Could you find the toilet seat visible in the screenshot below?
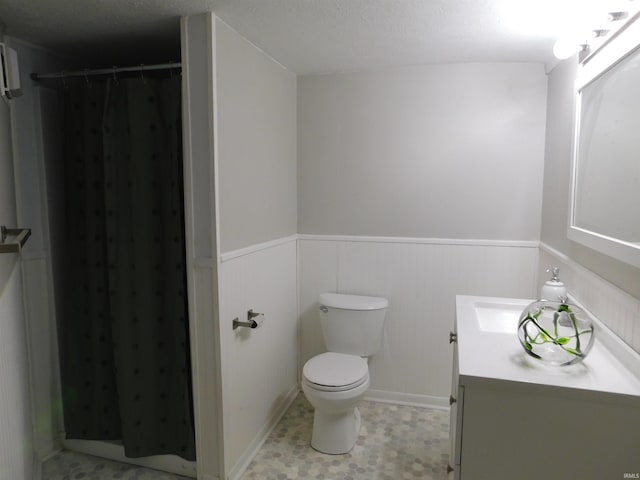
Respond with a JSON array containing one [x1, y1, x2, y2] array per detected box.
[[303, 352, 369, 392]]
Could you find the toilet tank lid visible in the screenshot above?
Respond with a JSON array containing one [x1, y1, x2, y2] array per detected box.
[[319, 293, 388, 311]]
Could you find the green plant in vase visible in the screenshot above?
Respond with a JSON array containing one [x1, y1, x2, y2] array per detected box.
[[518, 300, 595, 366]]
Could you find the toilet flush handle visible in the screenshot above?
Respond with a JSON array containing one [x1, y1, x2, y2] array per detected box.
[[319, 305, 328, 313]]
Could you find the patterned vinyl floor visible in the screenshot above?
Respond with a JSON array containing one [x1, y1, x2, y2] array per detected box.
[[240, 394, 449, 480], [42, 450, 192, 480], [43, 393, 450, 480]]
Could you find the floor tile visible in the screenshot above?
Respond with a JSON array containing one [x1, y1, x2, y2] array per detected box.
[[43, 393, 450, 480], [42, 450, 192, 480], [240, 393, 450, 480]]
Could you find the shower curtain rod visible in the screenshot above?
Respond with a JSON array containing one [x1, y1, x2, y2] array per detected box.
[[30, 62, 182, 81]]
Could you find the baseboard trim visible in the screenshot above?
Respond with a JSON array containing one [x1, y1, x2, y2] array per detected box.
[[39, 447, 63, 463], [364, 389, 450, 410], [227, 384, 300, 480], [36, 442, 62, 463]]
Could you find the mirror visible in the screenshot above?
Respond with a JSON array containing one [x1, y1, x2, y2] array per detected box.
[[570, 17, 640, 268]]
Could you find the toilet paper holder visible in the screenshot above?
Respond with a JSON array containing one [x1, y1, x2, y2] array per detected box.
[[232, 309, 264, 330]]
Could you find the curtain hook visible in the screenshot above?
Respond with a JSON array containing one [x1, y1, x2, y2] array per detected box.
[[112, 66, 118, 84], [61, 71, 68, 89], [140, 64, 146, 84], [84, 68, 91, 87]]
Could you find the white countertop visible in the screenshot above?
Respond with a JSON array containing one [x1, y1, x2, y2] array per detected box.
[[455, 295, 640, 399]]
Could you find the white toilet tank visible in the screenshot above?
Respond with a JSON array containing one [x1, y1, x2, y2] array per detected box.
[[318, 293, 388, 356]]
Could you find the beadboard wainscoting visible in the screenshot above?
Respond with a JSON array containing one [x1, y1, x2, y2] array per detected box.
[[219, 236, 299, 480], [0, 260, 35, 480], [539, 243, 640, 354], [21, 253, 62, 461], [299, 235, 539, 406]]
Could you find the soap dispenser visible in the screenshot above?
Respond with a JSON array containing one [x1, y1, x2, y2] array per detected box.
[[540, 267, 567, 302]]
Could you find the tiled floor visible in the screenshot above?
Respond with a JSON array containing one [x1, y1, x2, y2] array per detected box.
[[240, 394, 449, 480], [42, 450, 192, 480], [43, 393, 450, 480]]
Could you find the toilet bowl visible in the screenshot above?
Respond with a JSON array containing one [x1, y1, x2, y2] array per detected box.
[[302, 352, 370, 454], [302, 293, 388, 454]]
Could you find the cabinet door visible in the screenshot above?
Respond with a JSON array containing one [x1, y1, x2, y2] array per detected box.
[[449, 342, 464, 479], [459, 385, 640, 479]]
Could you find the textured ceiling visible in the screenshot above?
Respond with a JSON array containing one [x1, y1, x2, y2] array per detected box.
[[0, 0, 615, 73]]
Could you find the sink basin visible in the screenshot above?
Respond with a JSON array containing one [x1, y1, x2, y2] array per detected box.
[[474, 302, 523, 334], [456, 295, 640, 397]]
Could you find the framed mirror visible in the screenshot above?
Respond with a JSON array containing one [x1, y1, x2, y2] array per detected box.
[[570, 16, 640, 268]]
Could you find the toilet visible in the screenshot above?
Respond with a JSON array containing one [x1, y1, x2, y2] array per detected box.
[[302, 292, 388, 454]]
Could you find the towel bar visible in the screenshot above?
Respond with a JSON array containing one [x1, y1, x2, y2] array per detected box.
[[0, 226, 31, 254]]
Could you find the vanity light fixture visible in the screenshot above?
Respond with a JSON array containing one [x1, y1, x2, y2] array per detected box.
[[607, 11, 629, 21], [552, 1, 640, 60]]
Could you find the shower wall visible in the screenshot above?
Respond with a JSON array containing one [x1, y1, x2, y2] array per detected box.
[[6, 37, 70, 461], [0, 56, 34, 480], [5, 14, 297, 479]]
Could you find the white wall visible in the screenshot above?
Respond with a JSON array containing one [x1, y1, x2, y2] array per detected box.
[[0, 57, 35, 480], [296, 63, 548, 402], [218, 239, 298, 479], [298, 63, 548, 240], [181, 14, 222, 480], [216, 19, 297, 253], [299, 237, 538, 402], [6, 37, 69, 462], [213, 17, 299, 479], [540, 56, 640, 352]]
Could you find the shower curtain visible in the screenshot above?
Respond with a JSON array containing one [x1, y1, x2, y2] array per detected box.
[[58, 75, 195, 460]]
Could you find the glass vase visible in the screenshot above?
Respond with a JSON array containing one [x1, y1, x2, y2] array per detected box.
[[518, 300, 595, 366]]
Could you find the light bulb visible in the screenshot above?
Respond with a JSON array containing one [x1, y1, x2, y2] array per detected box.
[[553, 38, 581, 59]]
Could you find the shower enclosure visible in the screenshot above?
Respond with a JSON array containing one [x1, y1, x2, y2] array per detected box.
[[36, 64, 197, 476]]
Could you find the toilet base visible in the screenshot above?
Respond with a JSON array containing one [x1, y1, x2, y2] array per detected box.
[[311, 406, 361, 455]]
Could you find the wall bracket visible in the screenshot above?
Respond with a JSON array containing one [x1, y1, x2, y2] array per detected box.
[[0, 226, 31, 254]]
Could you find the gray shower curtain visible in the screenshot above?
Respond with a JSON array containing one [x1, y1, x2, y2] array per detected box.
[[59, 75, 195, 460]]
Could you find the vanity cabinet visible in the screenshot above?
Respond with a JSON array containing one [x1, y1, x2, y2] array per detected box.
[[447, 337, 463, 480], [448, 296, 640, 480]]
